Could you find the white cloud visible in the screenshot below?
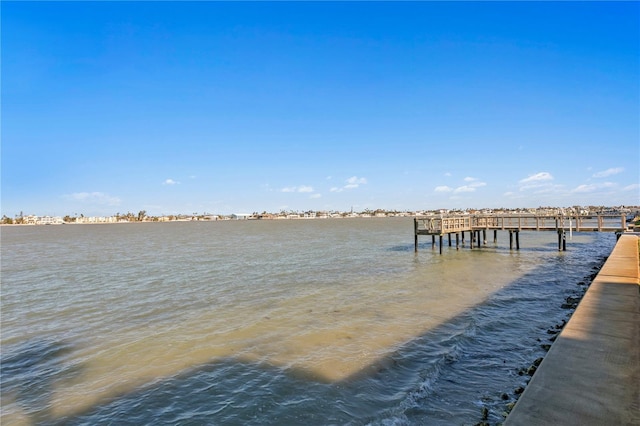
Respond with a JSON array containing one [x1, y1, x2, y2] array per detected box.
[[435, 178, 486, 195], [572, 182, 616, 193], [163, 178, 179, 185], [434, 185, 453, 193], [444, 172, 452, 177], [623, 183, 639, 191], [592, 167, 624, 178], [518, 172, 555, 192], [65, 192, 121, 206], [331, 176, 368, 192], [281, 185, 315, 193], [454, 185, 476, 193], [519, 172, 553, 184], [309, 193, 322, 199]]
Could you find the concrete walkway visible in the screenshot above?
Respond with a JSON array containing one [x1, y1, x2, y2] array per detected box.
[[505, 234, 639, 426]]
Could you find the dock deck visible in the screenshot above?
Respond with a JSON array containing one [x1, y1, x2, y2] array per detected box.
[[414, 213, 628, 253]]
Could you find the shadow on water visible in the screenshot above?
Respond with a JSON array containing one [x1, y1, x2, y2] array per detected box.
[[7, 235, 614, 425], [1, 339, 82, 425]]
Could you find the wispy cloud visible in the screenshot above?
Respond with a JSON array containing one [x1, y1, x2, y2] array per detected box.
[[435, 177, 486, 194], [163, 178, 179, 185], [330, 176, 367, 192], [518, 172, 555, 192], [519, 172, 553, 184], [434, 185, 453, 193], [65, 192, 121, 206], [572, 182, 616, 193], [623, 183, 639, 191], [281, 185, 314, 193], [592, 167, 624, 178], [453, 185, 476, 193]]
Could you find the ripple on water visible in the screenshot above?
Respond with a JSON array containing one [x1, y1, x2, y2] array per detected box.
[[0, 222, 617, 425]]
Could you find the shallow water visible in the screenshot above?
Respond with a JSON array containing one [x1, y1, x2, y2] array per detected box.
[[0, 218, 615, 425]]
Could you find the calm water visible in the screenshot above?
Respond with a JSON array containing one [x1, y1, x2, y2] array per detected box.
[[1, 218, 614, 425]]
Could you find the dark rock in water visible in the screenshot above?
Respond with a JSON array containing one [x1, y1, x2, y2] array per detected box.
[[549, 334, 558, 342], [577, 281, 586, 286], [514, 386, 525, 395], [526, 365, 537, 376], [566, 296, 581, 304], [533, 357, 544, 367], [541, 344, 551, 351], [481, 406, 489, 420], [547, 328, 559, 334], [501, 393, 509, 400]]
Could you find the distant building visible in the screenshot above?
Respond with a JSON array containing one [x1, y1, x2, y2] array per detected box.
[[231, 214, 252, 220]]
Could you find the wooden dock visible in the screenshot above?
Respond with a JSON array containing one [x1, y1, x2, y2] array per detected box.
[[414, 214, 628, 253]]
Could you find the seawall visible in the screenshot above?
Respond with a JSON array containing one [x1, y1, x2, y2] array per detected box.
[[505, 234, 640, 425]]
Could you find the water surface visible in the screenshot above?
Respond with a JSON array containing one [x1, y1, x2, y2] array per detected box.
[[1, 218, 614, 425]]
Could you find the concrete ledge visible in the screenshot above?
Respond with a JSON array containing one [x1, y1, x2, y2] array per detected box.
[[505, 234, 640, 426]]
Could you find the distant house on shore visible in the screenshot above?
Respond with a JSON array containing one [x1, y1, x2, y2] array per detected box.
[[231, 213, 252, 220]]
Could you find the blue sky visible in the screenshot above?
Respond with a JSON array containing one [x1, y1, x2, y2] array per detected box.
[[2, 1, 639, 217]]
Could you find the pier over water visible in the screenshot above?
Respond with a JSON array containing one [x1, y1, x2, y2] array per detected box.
[[414, 213, 628, 253]]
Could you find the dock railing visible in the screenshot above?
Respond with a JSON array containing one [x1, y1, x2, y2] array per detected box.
[[414, 213, 627, 252]]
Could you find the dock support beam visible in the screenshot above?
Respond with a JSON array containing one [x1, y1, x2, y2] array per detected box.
[[558, 230, 566, 251], [456, 233, 460, 250], [515, 231, 520, 250], [432, 235, 436, 249], [509, 231, 513, 250], [494, 230, 497, 243], [439, 235, 443, 255]]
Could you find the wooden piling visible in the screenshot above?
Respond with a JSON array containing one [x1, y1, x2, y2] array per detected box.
[[509, 230, 514, 250], [493, 230, 497, 243], [515, 231, 520, 250], [439, 235, 443, 254], [557, 230, 562, 251], [456, 233, 460, 250]]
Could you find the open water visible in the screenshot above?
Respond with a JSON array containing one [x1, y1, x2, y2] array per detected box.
[[1, 218, 615, 425]]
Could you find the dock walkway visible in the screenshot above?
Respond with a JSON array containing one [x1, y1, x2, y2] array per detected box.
[[505, 234, 640, 425], [414, 213, 628, 253]]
